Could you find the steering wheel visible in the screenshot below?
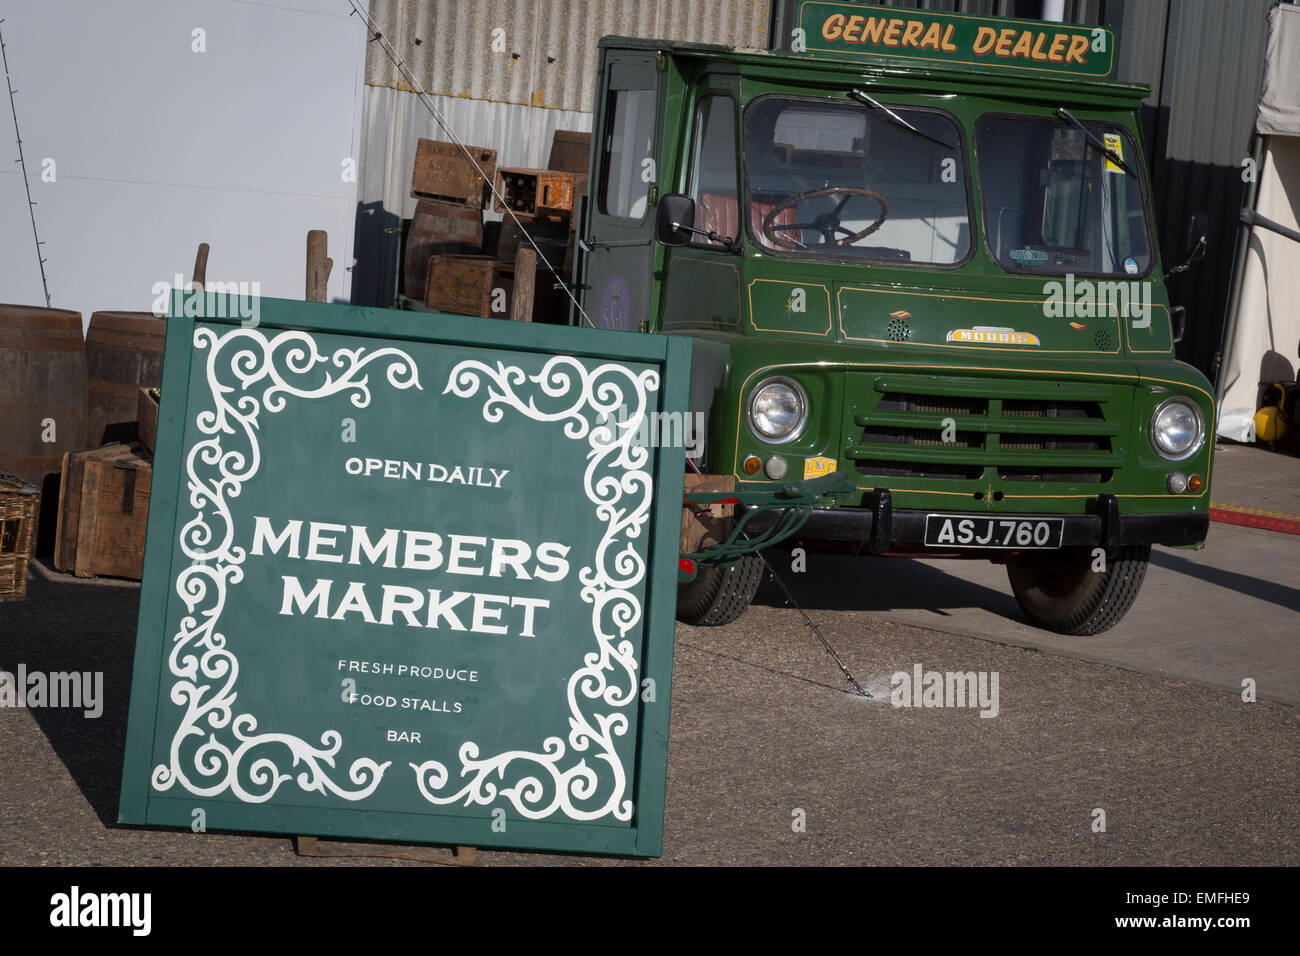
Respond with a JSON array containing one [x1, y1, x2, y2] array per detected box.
[[761, 186, 890, 251]]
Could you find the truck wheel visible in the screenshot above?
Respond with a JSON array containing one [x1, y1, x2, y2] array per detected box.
[[1006, 544, 1150, 636], [677, 554, 764, 626]]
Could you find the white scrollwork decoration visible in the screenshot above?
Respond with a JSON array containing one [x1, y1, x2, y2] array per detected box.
[[410, 356, 661, 821], [152, 327, 421, 803]]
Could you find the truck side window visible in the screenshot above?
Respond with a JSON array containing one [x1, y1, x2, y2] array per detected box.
[[688, 95, 739, 246], [599, 88, 655, 221]]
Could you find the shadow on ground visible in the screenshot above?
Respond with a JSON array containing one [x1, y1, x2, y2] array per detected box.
[[1, 573, 139, 828], [752, 548, 1023, 622], [1150, 548, 1300, 613]]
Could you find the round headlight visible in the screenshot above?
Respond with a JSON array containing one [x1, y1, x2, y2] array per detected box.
[[1150, 397, 1204, 461], [748, 377, 808, 443]]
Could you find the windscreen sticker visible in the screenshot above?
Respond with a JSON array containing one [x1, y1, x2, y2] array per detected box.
[[1009, 248, 1048, 265], [1103, 133, 1125, 173]]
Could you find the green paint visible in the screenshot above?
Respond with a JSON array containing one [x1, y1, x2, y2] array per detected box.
[[119, 293, 689, 857], [576, 36, 1211, 538]]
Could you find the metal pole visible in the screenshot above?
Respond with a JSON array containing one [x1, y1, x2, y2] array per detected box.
[[0, 20, 51, 306], [1041, 0, 1067, 23]]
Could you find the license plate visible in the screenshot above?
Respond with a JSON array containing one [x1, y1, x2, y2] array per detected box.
[[923, 514, 1064, 549]]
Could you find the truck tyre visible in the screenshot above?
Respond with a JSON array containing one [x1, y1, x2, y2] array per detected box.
[[677, 554, 764, 626], [1006, 544, 1150, 636]]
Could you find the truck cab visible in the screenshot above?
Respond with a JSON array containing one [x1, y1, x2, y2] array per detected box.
[[573, 4, 1214, 635]]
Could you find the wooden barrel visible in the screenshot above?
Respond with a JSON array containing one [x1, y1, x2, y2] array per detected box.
[[85, 311, 166, 446], [0, 304, 88, 484]]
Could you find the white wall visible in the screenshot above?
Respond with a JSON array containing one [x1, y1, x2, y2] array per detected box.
[[0, 0, 367, 325]]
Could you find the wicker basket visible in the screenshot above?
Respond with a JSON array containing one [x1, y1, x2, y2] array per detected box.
[[0, 471, 40, 601]]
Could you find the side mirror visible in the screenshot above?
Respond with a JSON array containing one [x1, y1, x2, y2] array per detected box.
[[656, 193, 696, 247]]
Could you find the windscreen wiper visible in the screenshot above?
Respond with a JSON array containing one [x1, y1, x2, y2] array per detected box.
[[1054, 107, 1136, 177], [849, 89, 956, 150]]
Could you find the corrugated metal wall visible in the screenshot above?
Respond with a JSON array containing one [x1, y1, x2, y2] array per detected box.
[[364, 0, 769, 112], [1138, 0, 1273, 379]]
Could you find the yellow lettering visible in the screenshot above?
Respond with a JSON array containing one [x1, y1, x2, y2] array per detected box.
[[972, 26, 997, 56], [920, 22, 943, 50], [901, 20, 925, 48], [883, 18, 904, 46], [862, 16, 888, 45], [1048, 35, 1067, 62], [995, 27, 1017, 57], [1012, 31, 1034, 59], [822, 13, 845, 41], [941, 24, 958, 52], [843, 15, 864, 43], [1066, 35, 1089, 64], [1031, 32, 1050, 60]]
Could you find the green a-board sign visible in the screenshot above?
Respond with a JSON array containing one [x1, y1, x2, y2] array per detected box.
[[118, 294, 690, 857], [799, 1, 1115, 78]]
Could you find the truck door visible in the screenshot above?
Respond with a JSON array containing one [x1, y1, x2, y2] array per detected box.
[[659, 87, 743, 334], [582, 50, 659, 332]]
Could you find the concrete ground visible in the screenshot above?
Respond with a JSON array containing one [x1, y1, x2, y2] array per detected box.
[[772, 441, 1299, 706], [0, 440, 1296, 866]]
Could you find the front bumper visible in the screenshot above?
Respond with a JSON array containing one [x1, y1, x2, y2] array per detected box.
[[738, 490, 1208, 552]]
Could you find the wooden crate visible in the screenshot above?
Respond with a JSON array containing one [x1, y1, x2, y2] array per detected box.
[[547, 130, 591, 174], [411, 139, 496, 208], [0, 472, 40, 602], [54, 444, 152, 580], [493, 168, 578, 219], [138, 387, 160, 455], [402, 200, 484, 300], [425, 255, 514, 319]]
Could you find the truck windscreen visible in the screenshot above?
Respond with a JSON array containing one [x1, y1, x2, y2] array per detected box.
[[743, 96, 970, 265], [975, 115, 1153, 277]]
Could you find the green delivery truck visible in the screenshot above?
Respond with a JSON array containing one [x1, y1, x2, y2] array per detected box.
[[567, 2, 1214, 635]]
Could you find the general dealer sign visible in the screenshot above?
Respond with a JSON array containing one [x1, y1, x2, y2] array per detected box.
[[799, 1, 1115, 77], [118, 294, 690, 857]]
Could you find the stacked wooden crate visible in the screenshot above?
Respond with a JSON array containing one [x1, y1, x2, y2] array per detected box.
[[403, 130, 590, 324], [403, 140, 495, 303], [54, 443, 152, 580]]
